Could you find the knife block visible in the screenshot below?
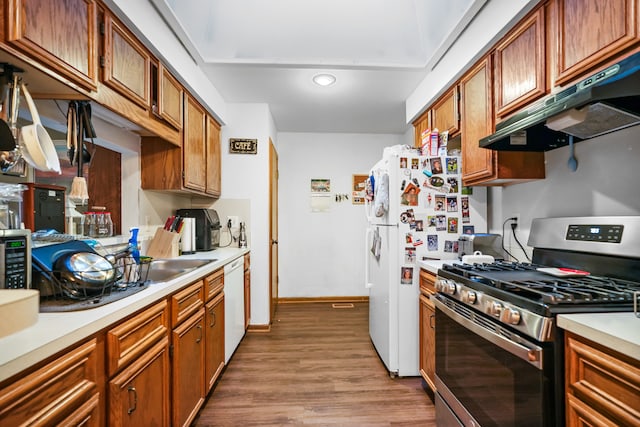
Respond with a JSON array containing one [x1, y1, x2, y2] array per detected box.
[[145, 227, 181, 259]]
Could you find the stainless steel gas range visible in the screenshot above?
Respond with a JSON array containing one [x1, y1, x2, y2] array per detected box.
[[433, 216, 640, 427]]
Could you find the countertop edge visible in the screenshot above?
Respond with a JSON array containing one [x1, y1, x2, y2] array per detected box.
[[557, 312, 640, 362], [0, 247, 249, 383]]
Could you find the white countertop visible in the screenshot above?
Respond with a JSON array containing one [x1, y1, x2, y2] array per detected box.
[[418, 259, 457, 274], [557, 312, 640, 362], [0, 246, 249, 383]]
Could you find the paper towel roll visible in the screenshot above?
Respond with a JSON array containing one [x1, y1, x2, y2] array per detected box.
[[181, 218, 195, 254]]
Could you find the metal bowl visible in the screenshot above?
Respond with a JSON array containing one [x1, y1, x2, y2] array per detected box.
[[54, 252, 116, 292]]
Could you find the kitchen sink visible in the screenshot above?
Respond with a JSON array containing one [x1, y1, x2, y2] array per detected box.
[[146, 258, 216, 283]]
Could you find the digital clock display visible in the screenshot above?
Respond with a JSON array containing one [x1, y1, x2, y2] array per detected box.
[[6, 240, 25, 248], [589, 227, 600, 234]]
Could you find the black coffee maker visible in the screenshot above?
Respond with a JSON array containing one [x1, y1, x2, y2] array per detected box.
[[176, 209, 221, 251]]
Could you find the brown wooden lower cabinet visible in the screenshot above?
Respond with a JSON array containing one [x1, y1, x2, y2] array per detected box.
[[108, 337, 170, 427], [205, 291, 225, 392], [0, 338, 102, 427], [419, 269, 437, 393], [172, 308, 206, 427], [565, 332, 640, 426]]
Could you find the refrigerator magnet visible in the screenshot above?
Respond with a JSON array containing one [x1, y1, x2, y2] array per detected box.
[[401, 267, 414, 285]]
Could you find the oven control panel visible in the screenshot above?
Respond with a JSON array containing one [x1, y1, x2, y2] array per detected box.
[[566, 224, 623, 243]]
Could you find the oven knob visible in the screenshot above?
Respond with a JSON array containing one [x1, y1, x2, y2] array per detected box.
[[444, 281, 456, 295], [501, 308, 521, 325], [461, 290, 476, 304], [489, 301, 502, 317], [435, 278, 445, 292]]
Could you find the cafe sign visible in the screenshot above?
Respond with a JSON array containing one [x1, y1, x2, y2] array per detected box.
[[229, 138, 258, 154]]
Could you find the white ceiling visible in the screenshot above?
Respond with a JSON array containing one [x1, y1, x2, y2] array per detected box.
[[151, 0, 484, 134]]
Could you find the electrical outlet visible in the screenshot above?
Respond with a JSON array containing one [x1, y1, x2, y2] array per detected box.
[[512, 213, 520, 228], [227, 216, 240, 229]]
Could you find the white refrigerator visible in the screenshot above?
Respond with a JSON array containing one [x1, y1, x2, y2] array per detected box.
[[365, 145, 486, 377]]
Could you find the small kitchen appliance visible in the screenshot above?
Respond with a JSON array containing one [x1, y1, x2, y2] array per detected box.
[[22, 183, 66, 233], [433, 216, 640, 427], [0, 229, 31, 289], [176, 208, 221, 251], [457, 233, 506, 260]]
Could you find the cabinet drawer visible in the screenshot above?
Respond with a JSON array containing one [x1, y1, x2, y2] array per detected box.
[[171, 280, 204, 328], [565, 332, 640, 426], [107, 300, 169, 376], [204, 268, 224, 302], [420, 268, 437, 294], [0, 338, 101, 426]]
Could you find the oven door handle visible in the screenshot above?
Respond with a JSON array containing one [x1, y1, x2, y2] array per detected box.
[[434, 297, 544, 370]]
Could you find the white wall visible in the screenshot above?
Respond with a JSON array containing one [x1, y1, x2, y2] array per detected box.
[[489, 126, 640, 260], [212, 103, 276, 326], [277, 131, 411, 298]]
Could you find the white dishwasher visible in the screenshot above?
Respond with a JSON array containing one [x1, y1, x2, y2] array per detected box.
[[224, 257, 245, 363]]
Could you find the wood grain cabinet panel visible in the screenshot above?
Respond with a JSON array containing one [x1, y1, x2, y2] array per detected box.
[[183, 94, 207, 192], [206, 115, 222, 197], [460, 56, 545, 186], [108, 337, 170, 427], [205, 291, 225, 393], [102, 12, 151, 109], [419, 292, 436, 393], [170, 280, 204, 328], [172, 308, 206, 427], [106, 300, 169, 377], [565, 332, 640, 426], [204, 268, 224, 302], [494, 7, 546, 119], [412, 110, 430, 148], [158, 63, 183, 130], [431, 87, 460, 136], [4, 0, 98, 91], [0, 338, 101, 427], [553, 0, 639, 86]]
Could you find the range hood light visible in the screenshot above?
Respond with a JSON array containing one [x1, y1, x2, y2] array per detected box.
[[313, 73, 336, 86]]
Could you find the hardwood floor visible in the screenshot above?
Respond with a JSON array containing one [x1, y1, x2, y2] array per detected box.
[[194, 302, 435, 426]]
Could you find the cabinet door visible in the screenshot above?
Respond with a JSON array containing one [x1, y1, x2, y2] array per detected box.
[[412, 110, 430, 148], [183, 94, 207, 192], [205, 115, 222, 197], [565, 332, 640, 427], [102, 13, 151, 109], [158, 63, 183, 130], [431, 87, 460, 136], [205, 292, 225, 393], [5, 0, 98, 91], [460, 57, 545, 186], [494, 7, 546, 118], [0, 339, 101, 426], [554, 0, 639, 86], [419, 293, 437, 392], [460, 57, 497, 185], [109, 338, 170, 427], [172, 309, 206, 427]]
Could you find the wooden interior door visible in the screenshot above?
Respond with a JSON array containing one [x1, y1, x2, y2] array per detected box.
[[269, 139, 279, 323]]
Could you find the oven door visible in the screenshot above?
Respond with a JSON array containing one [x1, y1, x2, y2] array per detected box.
[[434, 295, 555, 427]]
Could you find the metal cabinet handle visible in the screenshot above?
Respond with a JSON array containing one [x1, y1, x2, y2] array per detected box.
[[127, 386, 137, 414], [196, 324, 203, 343], [209, 309, 216, 327]]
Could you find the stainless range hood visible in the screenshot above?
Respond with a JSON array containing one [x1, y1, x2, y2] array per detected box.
[[480, 51, 640, 151]]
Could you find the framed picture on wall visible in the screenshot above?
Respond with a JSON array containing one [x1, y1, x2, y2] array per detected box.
[[352, 174, 368, 205]]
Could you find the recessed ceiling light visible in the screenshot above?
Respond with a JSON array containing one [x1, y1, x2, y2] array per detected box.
[[313, 73, 336, 86]]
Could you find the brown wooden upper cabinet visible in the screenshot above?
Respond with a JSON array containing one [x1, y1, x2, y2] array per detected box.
[[431, 87, 460, 136], [4, 0, 99, 91], [158, 63, 183, 130], [412, 110, 430, 148], [183, 93, 207, 192], [493, 6, 546, 119], [460, 56, 545, 186], [101, 11, 151, 109], [206, 115, 222, 197], [551, 0, 640, 86]]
